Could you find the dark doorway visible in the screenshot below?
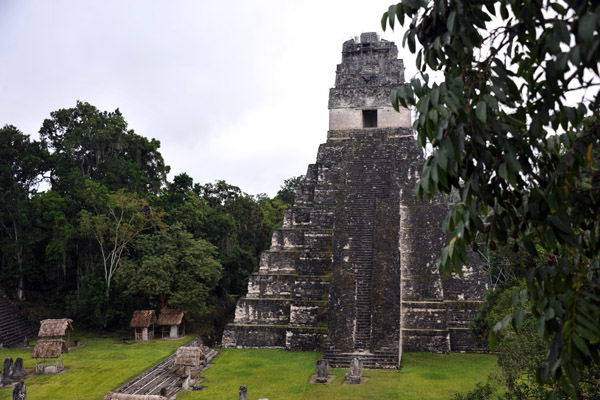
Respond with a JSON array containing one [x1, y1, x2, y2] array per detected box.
[[362, 109, 377, 128]]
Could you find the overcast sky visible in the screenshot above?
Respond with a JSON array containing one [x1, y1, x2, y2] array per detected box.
[[0, 0, 414, 196]]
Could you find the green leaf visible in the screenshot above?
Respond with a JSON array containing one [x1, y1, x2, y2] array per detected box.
[[387, 5, 397, 30], [548, 214, 573, 235], [571, 334, 591, 357], [381, 12, 389, 31], [578, 13, 597, 42], [498, 163, 508, 181], [513, 308, 524, 329], [390, 89, 399, 112], [538, 316, 546, 336], [447, 11, 456, 33], [475, 101, 487, 122]]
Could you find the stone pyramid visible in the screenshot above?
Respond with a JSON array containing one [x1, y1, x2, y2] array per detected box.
[[222, 33, 488, 368], [0, 289, 37, 348]]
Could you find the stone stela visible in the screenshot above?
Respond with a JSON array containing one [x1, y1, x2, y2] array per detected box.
[[239, 385, 247, 400], [316, 359, 329, 383], [348, 357, 363, 384], [13, 382, 26, 400], [222, 32, 488, 368]]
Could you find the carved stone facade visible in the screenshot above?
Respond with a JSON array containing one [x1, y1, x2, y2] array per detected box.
[[222, 33, 488, 368]]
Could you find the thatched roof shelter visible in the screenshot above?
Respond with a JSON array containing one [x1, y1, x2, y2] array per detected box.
[[38, 318, 73, 337], [156, 308, 184, 326], [32, 339, 68, 359], [130, 310, 157, 328], [174, 346, 205, 367], [104, 393, 166, 400]]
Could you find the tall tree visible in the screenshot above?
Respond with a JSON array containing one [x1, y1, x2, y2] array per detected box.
[[79, 183, 163, 300], [274, 175, 305, 205], [39, 101, 169, 195], [382, 0, 599, 394], [119, 223, 222, 314], [0, 125, 47, 299]]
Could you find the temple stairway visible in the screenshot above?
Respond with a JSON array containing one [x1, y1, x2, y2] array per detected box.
[[0, 289, 37, 348]]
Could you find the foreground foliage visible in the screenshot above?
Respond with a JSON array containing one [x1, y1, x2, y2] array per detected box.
[[0, 334, 192, 400], [177, 349, 500, 400], [383, 0, 600, 394]]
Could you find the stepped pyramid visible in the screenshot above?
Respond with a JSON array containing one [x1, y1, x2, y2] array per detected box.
[[222, 33, 488, 368], [0, 289, 37, 348]]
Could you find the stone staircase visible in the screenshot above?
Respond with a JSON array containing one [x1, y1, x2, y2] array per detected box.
[[323, 342, 399, 369], [325, 139, 401, 367], [0, 289, 37, 348], [116, 338, 217, 397], [345, 161, 381, 351]]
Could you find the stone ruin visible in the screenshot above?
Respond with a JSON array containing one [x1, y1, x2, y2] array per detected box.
[[348, 357, 363, 384], [222, 32, 488, 368]]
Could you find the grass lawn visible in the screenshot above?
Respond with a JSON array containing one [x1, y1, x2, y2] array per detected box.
[[1, 339, 499, 400], [0, 333, 193, 400], [178, 349, 500, 400]]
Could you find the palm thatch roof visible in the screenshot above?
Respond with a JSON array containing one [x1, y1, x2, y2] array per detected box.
[[130, 310, 157, 328], [104, 393, 166, 400], [156, 308, 184, 326], [38, 318, 73, 337], [174, 346, 205, 367], [31, 339, 67, 359]]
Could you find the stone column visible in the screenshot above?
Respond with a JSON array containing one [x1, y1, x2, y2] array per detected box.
[[11, 358, 24, 381], [170, 325, 178, 338], [182, 366, 191, 390], [2, 358, 13, 385], [239, 385, 248, 400], [12, 382, 26, 400], [316, 359, 329, 383], [348, 357, 363, 384]]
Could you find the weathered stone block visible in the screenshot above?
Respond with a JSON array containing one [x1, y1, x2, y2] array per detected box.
[[222, 325, 287, 348], [291, 277, 329, 301], [246, 274, 295, 299], [296, 253, 332, 275], [233, 299, 290, 325], [402, 329, 450, 353], [270, 229, 304, 250], [402, 302, 448, 330], [289, 301, 327, 327], [258, 251, 299, 274], [285, 327, 326, 350]]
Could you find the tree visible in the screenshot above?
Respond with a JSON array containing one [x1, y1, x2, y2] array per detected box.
[[119, 223, 222, 316], [39, 101, 169, 195], [382, 0, 599, 394], [0, 125, 47, 299], [79, 183, 163, 300], [274, 175, 305, 205]]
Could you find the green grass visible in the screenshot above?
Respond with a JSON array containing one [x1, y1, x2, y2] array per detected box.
[[0, 333, 193, 400], [178, 350, 500, 400], [1, 338, 499, 400]]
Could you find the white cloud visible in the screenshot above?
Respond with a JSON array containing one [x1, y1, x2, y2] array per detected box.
[[0, 0, 412, 196]]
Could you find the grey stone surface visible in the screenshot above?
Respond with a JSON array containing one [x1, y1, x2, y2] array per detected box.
[[12, 382, 26, 400], [239, 385, 248, 400], [222, 32, 488, 368], [11, 358, 24, 381], [316, 359, 329, 383], [2, 357, 13, 385], [348, 358, 363, 384]]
